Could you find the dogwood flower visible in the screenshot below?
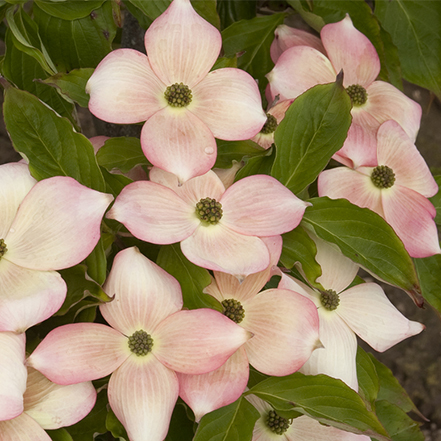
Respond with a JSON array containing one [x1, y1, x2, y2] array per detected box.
[[0, 366, 96, 440], [178, 236, 321, 420], [246, 393, 370, 441], [0, 162, 113, 333], [318, 120, 440, 258], [107, 168, 309, 278], [278, 233, 424, 391], [28, 247, 251, 441], [86, 0, 266, 183], [267, 15, 421, 150]]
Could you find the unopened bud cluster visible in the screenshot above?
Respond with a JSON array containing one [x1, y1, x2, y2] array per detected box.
[[346, 84, 368, 106], [371, 165, 396, 189], [0, 239, 7, 259], [320, 289, 340, 311], [222, 298, 245, 324], [165, 82, 192, 107], [196, 198, 223, 224], [266, 409, 291, 435], [128, 330, 154, 356], [260, 113, 278, 134]]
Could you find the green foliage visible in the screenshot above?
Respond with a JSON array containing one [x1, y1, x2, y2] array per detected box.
[[429, 175, 441, 224], [216, 0, 256, 30], [414, 253, 441, 313], [235, 146, 275, 180], [356, 346, 380, 409], [47, 428, 73, 441], [34, 0, 106, 20], [84, 236, 108, 285], [214, 139, 266, 169]]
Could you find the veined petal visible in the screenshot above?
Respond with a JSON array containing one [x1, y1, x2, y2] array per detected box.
[[178, 347, 249, 422], [101, 247, 183, 336], [364, 81, 422, 141], [6, 177, 113, 271], [221, 175, 309, 236], [0, 260, 66, 333], [243, 289, 320, 376], [0, 412, 51, 441], [107, 181, 198, 244], [191, 68, 266, 140], [278, 273, 320, 307], [153, 309, 251, 375], [108, 355, 179, 441], [141, 107, 217, 183], [377, 120, 438, 197], [181, 223, 270, 277], [24, 368, 96, 429], [382, 185, 441, 257], [86, 49, 166, 124], [144, 0, 221, 87], [300, 311, 358, 391], [0, 332, 26, 421], [321, 15, 380, 88], [318, 167, 384, 216], [0, 162, 36, 239], [271, 25, 326, 63], [213, 160, 243, 188], [338, 283, 424, 352], [27, 323, 130, 385], [267, 46, 335, 102]]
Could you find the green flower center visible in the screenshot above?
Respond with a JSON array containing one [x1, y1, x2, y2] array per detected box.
[[0, 239, 7, 259], [266, 410, 291, 435], [260, 113, 278, 134], [164, 82, 192, 107], [346, 84, 368, 106], [196, 198, 223, 225], [320, 289, 340, 311], [222, 298, 245, 324], [128, 330, 154, 356], [371, 165, 396, 189]]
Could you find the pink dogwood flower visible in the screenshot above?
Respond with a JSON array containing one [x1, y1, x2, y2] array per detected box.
[[0, 366, 96, 440], [28, 247, 251, 441], [0, 162, 113, 333], [107, 167, 309, 278], [318, 120, 440, 258], [278, 233, 424, 391], [178, 236, 321, 421], [86, 0, 266, 183], [267, 15, 421, 164]]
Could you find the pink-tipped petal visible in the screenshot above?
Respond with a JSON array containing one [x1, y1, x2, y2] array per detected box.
[[178, 347, 249, 422], [141, 107, 217, 183], [271, 25, 326, 63], [318, 167, 384, 216], [145, 0, 221, 87], [107, 181, 198, 244], [0, 163, 36, 238], [338, 283, 424, 352], [86, 49, 166, 124], [101, 247, 183, 335], [109, 355, 179, 441], [24, 368, 96, 429], [27, 323, 130, 385], [0, 260, 66, 333], [0, 332, 26, 421], [191, 68, 266, 140], [0, 412, 51, 441], [221, 175, 309, 236], [377, 120, 438, 197], [6, 177, 113, 271], [153, 309, 252, 375], [278, 273, 320, 306], [321, 15, 380, 88], [243, 289, 320, 376], [364, 81, 422, 141], [267, 46, 335, 101], [300, 312, 358, 391], [382, 185, 441, 257], [181, 223, 270, 276]]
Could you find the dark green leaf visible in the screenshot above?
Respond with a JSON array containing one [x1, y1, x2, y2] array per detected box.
[[429, 175, 441, 224], [47, 428, 73, 441], [414, 253, 441, 314], [248, 366, 269, 389], [84, 236, 107, 285], [356, 346, 379, 409], [3, 87, 106, 191], [101, 168, 133, 197], [215, 139, 266, 169], [156, 244, 222, 311], [165, 402, 196, 441], [217, 0, 256, 30], [235, 147, 275, 180], [302, 197, 422, 305], [212, 55, 237, 70], [271, 80, 352, 196], [194, 397, 259, 441], [34, 0, 106, 20], [246, 373, 389, 440], [286, 0, 326, 32]]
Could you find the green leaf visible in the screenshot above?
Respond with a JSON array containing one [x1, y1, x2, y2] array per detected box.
[[429, 175, 441, 224], [235, 147, 275, 180], [356, 346, 379, 409], [216, 0, 256, 30], [212, 55, 237, 70], [280, 226, 322, 287], [301, 197, 422, 305], [156, 244, 222, 311], [47, 428, 73, 441], [222, 13, 285, 95], [246, 372, 390, 440], [215, 139, 266, 169], [194, 397, 259, 441], [165, 401, 196, 441], [271, 80, 352, 196], [3, 87, 106, 191], [101, 168, 133, 197], [84, 236, 107, 285], [42, 68, 94, 107], [375, 0, 441, 99], [106, 407, 128, 441], [286, 0, 326, 32], [34, 0, 106, 20], [414, 253, 441, 314]]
